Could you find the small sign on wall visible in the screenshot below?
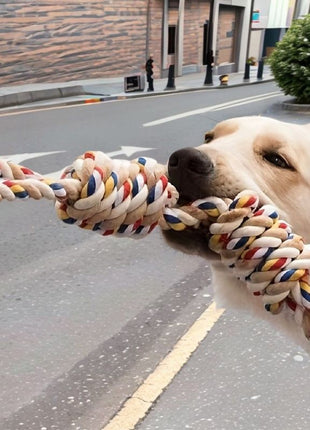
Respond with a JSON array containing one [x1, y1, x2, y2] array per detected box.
[[252, 10, 260, 23]]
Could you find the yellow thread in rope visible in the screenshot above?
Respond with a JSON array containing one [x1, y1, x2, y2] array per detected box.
[[268, 302, 282, 314], [10, 184, 25, 193], [260, 259, 287, 272], [104, 173, 117, 198], [57, 205, 70, 221], [208, 234, 228, 253], [206, 207, 221, 218], [285, 269, 306, 282], [300, 280, 310, 302]]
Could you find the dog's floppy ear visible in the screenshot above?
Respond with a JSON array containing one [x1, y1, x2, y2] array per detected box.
[[204, 131, 214, 143]]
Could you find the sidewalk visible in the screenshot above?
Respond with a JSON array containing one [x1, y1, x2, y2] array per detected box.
[[0, 66, 274, 110]]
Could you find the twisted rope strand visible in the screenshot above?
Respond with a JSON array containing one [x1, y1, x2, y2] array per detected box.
[[0, 159, 68, 201]]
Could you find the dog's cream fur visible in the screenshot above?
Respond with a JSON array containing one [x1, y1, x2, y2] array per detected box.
[[165, 116, 310, 352]]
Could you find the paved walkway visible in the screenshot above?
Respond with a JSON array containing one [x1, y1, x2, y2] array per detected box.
[[0, 65, 274, 109]]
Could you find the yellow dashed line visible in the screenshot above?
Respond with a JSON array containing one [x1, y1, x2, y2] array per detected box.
[[102, 301, 225, 430]]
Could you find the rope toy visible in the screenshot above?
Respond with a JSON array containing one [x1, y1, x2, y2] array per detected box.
[[1, 151, 310, 339]]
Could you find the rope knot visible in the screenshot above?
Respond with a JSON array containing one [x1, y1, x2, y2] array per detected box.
[[56, 151, 178, 236]]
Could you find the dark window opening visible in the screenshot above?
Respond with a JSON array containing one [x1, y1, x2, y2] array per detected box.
[[168, 25, 176, 54]]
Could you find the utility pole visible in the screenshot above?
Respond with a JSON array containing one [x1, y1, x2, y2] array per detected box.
[[204, 0, 215, 85]]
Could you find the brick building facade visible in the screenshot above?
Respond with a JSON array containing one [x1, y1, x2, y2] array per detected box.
[[0, 1, 214, 86], [2, 1, 300, 87]]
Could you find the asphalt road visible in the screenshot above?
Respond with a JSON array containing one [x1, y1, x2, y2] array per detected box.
[[1, 82, 310, 430]]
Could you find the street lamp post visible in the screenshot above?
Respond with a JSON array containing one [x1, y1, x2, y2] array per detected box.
[[243, 0, 255, 81]]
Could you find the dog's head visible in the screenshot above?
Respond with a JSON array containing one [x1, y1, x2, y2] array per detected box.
[[166, 116, 310, 250]]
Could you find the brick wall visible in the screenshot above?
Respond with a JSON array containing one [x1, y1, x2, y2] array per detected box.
[[0, 0, 163, 86]]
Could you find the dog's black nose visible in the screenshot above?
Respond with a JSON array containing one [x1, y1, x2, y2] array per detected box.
[[168, 147, 214, 201]]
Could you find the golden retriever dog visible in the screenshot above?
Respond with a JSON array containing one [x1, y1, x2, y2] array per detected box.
[[165, 116, 310, 353]]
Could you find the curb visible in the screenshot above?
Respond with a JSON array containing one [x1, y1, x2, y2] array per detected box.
[[0, 85, 86, 109], [0, 78, 275, 110], [282, 99, 310, 112], [103, 78, 275, 101]]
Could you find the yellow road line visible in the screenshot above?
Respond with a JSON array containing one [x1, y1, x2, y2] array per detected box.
[[102, 301, 225, 430]]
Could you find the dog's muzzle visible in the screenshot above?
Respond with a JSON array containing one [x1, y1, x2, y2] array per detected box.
[[168, 147, 214, 203]]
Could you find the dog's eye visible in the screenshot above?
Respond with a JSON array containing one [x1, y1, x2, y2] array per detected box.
[[263, 152, 293, 170], [204, 131, 214, 143]]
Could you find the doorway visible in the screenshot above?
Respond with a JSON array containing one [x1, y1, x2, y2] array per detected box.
[[168, 25, 176, 67], [216, 5, 242, 73]]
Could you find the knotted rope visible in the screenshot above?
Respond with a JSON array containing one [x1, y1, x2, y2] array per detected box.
[[1, 151, 310, 339], [55, 152, 180, 236]]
